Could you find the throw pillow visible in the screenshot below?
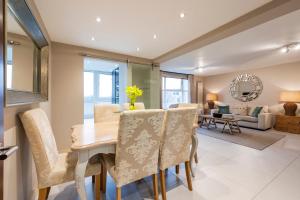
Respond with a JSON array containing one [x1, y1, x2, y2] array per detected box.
[[218, 105, 230, 114], [251, 107, 263, 118]]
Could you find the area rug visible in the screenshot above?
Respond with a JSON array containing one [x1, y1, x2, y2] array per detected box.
[[197, 126, 285, 150]]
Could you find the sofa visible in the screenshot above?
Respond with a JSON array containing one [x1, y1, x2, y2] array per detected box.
[[211, 105, 273, 130]]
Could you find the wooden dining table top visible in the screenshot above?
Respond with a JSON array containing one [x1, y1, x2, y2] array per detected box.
[[71, 120, 199, 151], [71, 121, 119, 151]]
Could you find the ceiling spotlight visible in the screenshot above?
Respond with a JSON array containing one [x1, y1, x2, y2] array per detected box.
[[137, 47, 140, 51], [153, 34, 157, 39], [280, 46, 288, 53], [180, 12, 185, 18], [96, 17, 101, 22], [196, 67, 204, 74], [91, 37, 95, 41]]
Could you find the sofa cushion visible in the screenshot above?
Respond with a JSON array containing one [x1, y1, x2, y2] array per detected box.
[[218, 105, 230, 114], [236, 115, 258, 123], [251, 107, 263, 117], [230, 106, 248, 115], [248, 105, 268, 115]]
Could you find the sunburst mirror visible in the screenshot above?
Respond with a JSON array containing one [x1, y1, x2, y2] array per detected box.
[[229, 74, 263, 102]]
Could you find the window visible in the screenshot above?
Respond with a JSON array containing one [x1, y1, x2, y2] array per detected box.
[[161, 77, 190, 109], [84, 71, 113, 118]]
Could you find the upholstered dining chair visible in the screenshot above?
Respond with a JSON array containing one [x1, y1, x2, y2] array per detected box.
[[19, 108, 102, 200], [94, 104, 121, 123], [101, 109, 165, 200], [159, 108, 197, 200], [122, 102, 145, 110], [177, 103, 200, 172]]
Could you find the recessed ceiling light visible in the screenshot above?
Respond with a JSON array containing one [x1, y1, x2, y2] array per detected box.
[[91, 37, 95, 41], [137, 47, 140, 51], [153, 34, 157, 39], [180, 12, 185, 18], [96, 17, 101, 22]]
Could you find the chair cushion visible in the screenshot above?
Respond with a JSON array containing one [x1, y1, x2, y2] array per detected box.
[[39, 152, 102, 188]]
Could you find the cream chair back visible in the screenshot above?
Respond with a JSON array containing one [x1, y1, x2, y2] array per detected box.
[[178, 103, 201, 123], [114, 109, 165, 187], [122, 102, 145, 111], [94, 104, 121, 123], [19, 108, 59, 181], [159, 108, 196, 170]]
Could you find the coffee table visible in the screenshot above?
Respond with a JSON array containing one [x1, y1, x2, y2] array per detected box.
[[199, 115, 241, 134]]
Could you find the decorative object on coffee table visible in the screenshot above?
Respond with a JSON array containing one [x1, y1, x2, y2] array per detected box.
[[274, 115, 300, 134], [206, 93, 217, 109], [279, 91, 300, 116], [229, 74, 263, 102]]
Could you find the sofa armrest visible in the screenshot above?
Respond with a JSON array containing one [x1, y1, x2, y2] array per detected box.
[[210, 109, 218, 115], [258, 113, 273, 130]]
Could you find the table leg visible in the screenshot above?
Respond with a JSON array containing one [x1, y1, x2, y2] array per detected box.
[[222, 121, 227, 133], [190, 133, 198, 178], [75, 151, 89, 200]]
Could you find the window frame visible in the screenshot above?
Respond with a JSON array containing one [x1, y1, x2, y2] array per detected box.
[[161, 76, 190, 109]]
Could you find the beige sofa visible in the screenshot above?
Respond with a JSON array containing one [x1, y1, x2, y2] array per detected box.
[[211, 105, 273, 130]]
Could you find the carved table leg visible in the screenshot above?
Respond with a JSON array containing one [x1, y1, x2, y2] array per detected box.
[[75, 151, 89, 200]]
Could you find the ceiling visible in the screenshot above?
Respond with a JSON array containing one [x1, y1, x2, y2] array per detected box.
[[33, 0, 270, 59], [161, 9, 300, 76]]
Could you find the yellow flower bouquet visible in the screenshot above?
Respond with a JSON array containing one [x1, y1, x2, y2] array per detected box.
[[126, 85, 143, 110]]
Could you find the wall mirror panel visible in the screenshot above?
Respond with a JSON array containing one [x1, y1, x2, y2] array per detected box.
[[5, 0, 49, 106]]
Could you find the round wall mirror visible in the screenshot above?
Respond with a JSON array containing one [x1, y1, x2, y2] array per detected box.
[[229, 74, 263, 102]]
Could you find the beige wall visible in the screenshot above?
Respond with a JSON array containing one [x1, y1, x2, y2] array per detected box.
[[3, 0, 51, 199], [51, 43, 84, 151], [203, 61, 300, 107]]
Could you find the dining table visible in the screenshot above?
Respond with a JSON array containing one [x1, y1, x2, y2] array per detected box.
[[71, 120, 199, 200]]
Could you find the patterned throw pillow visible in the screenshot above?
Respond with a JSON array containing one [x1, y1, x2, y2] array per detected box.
[[218, 106, 230, 114], [251, 107, 263, 118]]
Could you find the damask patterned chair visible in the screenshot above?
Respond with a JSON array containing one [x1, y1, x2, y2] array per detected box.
[[94, 104, 121, 123], [19, 108, 102, 200], [101, 109, 165, 200], [159, 108, 197, 200], [122, 102, 145, 110]]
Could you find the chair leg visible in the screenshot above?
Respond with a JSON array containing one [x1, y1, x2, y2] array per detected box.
[[185, 161, 193, 191], [92, 175, 95, 183], [159, 170, 167, 200], [95, 174, 101, 200], [116, 187, 121, 200], [194, 152, 198, 164], [101, 165, 107, 193], [38, 187, 50, 200], [175, 165, 180, 174], [152, 174, 159, 200]]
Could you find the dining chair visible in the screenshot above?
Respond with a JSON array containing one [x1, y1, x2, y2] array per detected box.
[[122, 102, 145, 110], [19, 108, 102, 200], [177, 103, 200, 169], [101, 109, 165, 200], [159, 108, 197, 200], [94, 104, 121, 123]]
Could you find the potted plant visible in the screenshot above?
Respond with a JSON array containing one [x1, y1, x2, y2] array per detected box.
[[126, 85, 143, 110]]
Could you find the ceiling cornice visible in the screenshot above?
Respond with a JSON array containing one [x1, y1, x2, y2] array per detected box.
[[153, 0, 300, 64]]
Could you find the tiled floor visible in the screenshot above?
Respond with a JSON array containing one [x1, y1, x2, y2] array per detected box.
[[49, 128, 300, 200]]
